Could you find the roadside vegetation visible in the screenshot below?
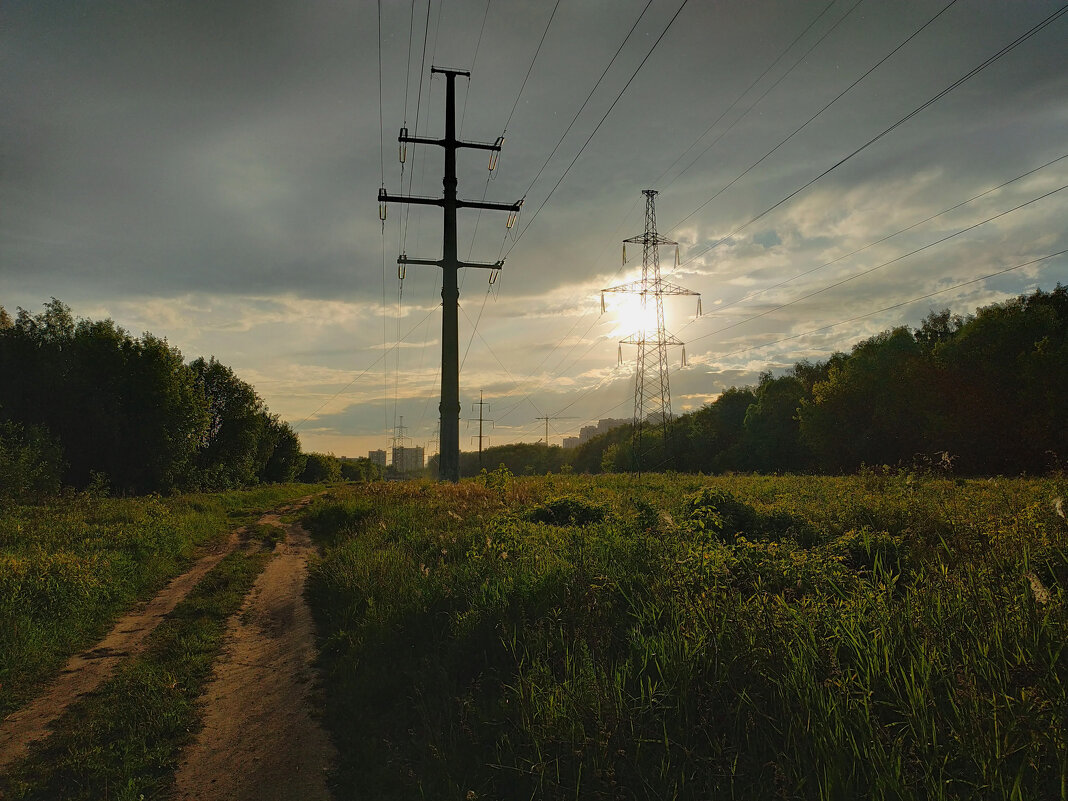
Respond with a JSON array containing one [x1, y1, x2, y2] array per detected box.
[[303, 470, 1068, 799], [3, 537, 276, 800], [0, 483, 316, 718]]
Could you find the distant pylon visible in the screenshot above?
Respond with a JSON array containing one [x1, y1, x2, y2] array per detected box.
[[601, 190, 700, 471]]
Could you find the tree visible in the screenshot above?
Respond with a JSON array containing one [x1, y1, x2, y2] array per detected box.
[[189, 357, 268, 488]]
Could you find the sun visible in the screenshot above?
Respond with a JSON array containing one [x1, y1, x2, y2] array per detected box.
[[605, 293, 659, 339]]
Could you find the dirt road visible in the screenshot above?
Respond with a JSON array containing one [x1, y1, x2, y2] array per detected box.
[[0, 527, 242, 772], [171, 515, 336, 800]]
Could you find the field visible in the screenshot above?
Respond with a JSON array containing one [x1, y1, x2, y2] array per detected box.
[[0, 483, 318, 718], [302, 471, 1068, 800]]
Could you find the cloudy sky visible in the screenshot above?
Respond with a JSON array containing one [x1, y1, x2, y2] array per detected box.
[[2, 0, 1066, 458]]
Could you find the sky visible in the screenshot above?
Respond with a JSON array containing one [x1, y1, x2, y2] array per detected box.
[[2, 0, 1066, 458]]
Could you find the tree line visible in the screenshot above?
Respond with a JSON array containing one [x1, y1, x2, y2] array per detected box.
[[0, 299, 311, 497], [463, 286, 1067, 478]]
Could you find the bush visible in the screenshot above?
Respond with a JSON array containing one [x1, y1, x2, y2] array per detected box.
[[300, 452, 342, 483], [0, 421, 65, 501]]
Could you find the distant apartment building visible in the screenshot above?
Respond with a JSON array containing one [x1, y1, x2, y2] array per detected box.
[[577, 418, 629, 444], [391, 445, 424, 474], [562, 436, 581, 449], [368, 449, 387, 469]]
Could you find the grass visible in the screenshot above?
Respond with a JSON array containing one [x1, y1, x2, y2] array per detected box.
[[1, 532, 277, 800], [302, 471, 1068, 800], [0, 482, 317, 717]]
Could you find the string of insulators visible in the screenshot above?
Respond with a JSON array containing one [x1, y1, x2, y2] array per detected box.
[[600, 293, 606, 314], [489, 268, 500, 285], [623, 244, 627, 265], [488, 136, 504, 171], [397, 262, 406, 280], [681, 346, 687, 368], [398, 127, 408, 163], [506, 197, 524, 229], [675, 244, 680, 267], [696, 297, 702, 317], [618, 344, 623, 365], [378, 186, 387, 221]]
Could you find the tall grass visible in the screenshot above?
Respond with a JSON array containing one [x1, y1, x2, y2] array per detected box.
[[304, 473, 1068, 800], [0, 483, 317, 716]]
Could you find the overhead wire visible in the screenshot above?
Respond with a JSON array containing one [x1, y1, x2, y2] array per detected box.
[[684, 183, 1068, 347], [459, 0, 491, 137], [712, 249, 1068, 363], [668, 0, 961, 234], [520, 0, 655, 198], [504, 0, 693, 258], [502, 0, 563, 134], [575, 247, 1068, 438], [675, 3, 1068, 268], [459, 0, 655, 397], [292, 305, 440, 431], [682, 152, 1068, 326], [651, 0, 839, 189], [488, 0, 861, 427]]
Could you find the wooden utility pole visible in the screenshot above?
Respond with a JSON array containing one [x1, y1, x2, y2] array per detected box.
[[379, 67, 521, 482]]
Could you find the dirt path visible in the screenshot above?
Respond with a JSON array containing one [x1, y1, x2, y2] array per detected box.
[[171, 516, 336, 801], [0, 500, 313, 773]]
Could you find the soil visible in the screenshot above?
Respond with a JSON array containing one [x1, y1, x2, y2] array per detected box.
[[170, 515, 336, 800], [0, 523, 245, 772]]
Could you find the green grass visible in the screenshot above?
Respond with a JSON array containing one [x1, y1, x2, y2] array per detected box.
[[0, 483, 317, 717], [303, 472, 1068, 800], [2, 543, 273, 800]]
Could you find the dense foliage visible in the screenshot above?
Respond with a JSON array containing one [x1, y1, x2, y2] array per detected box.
[[303, 472, 1068, 800], [0, 299, 305, 495], [573, 286, 1068, 477]]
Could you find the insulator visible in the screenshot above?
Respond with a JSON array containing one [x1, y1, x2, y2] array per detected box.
[[600, 293, 606, 314], [398, 263, 406, 280], [696, 297, 702, 317], [399, 128, 408, 163], [379, 202, 387, 221], [681, 346, 687, 368], [623, 244, 627, 265], [505, 197, 524, 230], [488, 136, 504, 170], [489, 268, 500, 285], [675, 244, 680, 266], [617, 344, 623, 366]]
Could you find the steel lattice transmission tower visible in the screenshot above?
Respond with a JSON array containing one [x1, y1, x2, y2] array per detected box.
[[602, 190, 700, 469]]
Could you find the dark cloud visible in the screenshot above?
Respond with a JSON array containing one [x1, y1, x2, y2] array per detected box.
[[2, 0, 1065, 453]]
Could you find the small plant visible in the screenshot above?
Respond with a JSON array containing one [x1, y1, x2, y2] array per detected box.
[[525, 495, 607, 526]]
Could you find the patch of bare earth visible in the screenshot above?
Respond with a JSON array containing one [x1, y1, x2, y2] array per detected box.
[[0, 499, 315, 773], [171, 517, 336, 801]]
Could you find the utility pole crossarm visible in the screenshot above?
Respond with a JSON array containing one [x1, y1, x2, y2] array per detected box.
[[378, 65, 521, 483], [459, 198, 523, 212], [623, 233, 677, 246], [378, 188, 442, 207]]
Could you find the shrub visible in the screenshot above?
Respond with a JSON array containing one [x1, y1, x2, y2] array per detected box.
[[0, 421, 65, 502]]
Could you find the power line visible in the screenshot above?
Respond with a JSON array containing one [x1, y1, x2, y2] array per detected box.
[[502, 0, 562, 134], [459, 0, 491, 136], [504, 0, 692, 257], [712, 249, 1068, 362], [661, 0, 860, 191], [293, 305, 439, 431], [651, 0, 838, 189], [686, 183, 1068, 346], [682, 152, 1068, 326], [520, 0, 655, 198], [668, 0, 960, 233], [456, 0, 655, 400], [676, 3, 1068, 268]]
